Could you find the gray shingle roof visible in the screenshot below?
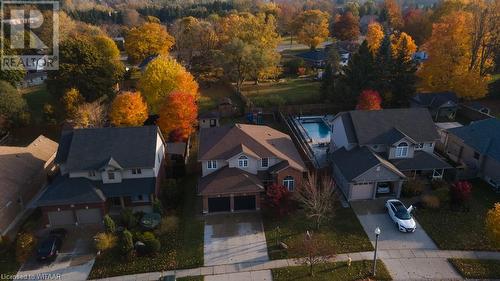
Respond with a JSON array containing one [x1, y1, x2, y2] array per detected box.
[[198, 166, 264, 195], [59, 126, 160, 172], [390, 151, 452, 171], [332, 146, 403, 181], [347, 108, 440, 145], [411, 92, 458, 109], [448, 118, 500, 162]]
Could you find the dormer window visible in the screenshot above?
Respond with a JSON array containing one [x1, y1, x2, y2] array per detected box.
[[238, 155, 248, 167], [415, 143, 424, 150], [88, 170, 96, 177], [131, 168, 142, 174], [108, 172, 115, 180], [207, 160, 217, 169], [395, 142, 409, 158], [261, 158, 269, 168]]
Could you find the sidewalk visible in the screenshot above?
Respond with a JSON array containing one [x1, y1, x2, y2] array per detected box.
[[89, 249, 500, 281]]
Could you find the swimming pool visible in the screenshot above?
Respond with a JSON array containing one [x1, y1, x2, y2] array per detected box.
[[299, 119, 331, 143]]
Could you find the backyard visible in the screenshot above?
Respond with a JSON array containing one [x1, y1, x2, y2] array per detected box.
[[416, 180, 500, 250], [272, 260, 392, 281], [449, 259, 500, 279], [241, 78, 322, 108], [198, 83, 242, 113], [263, 206, 373, 260]]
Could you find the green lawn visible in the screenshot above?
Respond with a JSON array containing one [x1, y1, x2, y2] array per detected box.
[[449, 259, 500, 279], [21, 85, 55, 123], [198, 83, 242, 113], [272, 260, 392, 281], [88, 177, 204, 278], [416, 180, 500, 250], [241, 78, 322, 108], [264, 207, 373, 260]]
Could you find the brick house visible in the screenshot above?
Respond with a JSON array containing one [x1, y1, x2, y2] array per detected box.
[[37, 126, 166, 227], [198, 124, 307, 213]]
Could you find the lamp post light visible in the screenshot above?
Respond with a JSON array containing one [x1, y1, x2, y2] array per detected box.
[[373, 227, 381, 277]]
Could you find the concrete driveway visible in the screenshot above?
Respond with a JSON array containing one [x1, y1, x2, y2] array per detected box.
[[204, 213, 269, 267], [15, 226, 97, 281], [352, 200, 462, 280]]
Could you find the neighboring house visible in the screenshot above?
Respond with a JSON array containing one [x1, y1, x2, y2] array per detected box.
[[19, 71, 47, 88], [329, 108, 452, 201], [295, 49, 329, 68], [139, 54, 159, 71], [410, 92, 458, 121], [198, 124, 307, 213], [444, 118, 500, 190], [199, 111, 220, 128], [0, 136, 57, 235], [463, 102, 492, 116], [37, 126, 166, 227]]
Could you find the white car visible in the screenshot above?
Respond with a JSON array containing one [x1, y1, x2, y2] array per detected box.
[[385, 199, 416, 233]]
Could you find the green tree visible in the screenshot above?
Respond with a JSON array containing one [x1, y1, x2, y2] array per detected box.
[[46, 37, 124, 102], [103, 215, 116, 233], [120, 229, 134, 258], [216, 38, 255, 92], [390, 35, 417, 106], [0, 80, 27, 127], [0, 49, 25, 86], [373, 35, 394, 103]]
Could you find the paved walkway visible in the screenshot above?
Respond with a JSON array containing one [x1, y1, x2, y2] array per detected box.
[[90, 249, 500, 281]]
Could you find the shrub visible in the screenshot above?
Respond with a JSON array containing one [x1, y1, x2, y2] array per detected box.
[[486, 203, 500, 247], [103, 215, 116, 233], [265, 184, 293, 217], [421, 195, 440, 209], [161, 179, 182, 210], [139, 232, 161, 254], [401, 179, 425, 197], [155, 215, 179, 236], [431, 180, 449, 191], [120, 208, 138, 229], [433, 187, 450, 203], [152, 199, 164, 215], [120, 229, 134, 259], [284, 58, 305, 75], [16, 233, 37, 263], [94, 232, 117, 252], [450, 181, 472, 209]]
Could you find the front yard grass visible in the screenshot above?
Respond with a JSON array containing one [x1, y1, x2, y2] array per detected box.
[[88, 176, 204, 278], [272, 260, 392, 281], [263, 207, 373, 260], [416, 179, 500, 250], [449, 258, 500, 279], [241, 78, 322, 107]]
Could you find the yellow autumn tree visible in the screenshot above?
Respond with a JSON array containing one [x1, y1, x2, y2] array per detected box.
[[109, 91, 148, 127], [418, 11, 488, 100], [125, 22, 175, 64], [390, 32, 417, 60], [139, 56, 199, 113], [295, 10, 330, 50], [384, 0, 404, 30], [366, 22, 384, 54], [92, 35, 120, 61], [61, 88, 84, 118], [486, 203, 500, 247]]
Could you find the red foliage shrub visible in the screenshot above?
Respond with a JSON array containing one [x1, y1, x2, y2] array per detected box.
[[356, 89, 382, 110], [450, 181, 472, 207], [266, 184, 293, 217]]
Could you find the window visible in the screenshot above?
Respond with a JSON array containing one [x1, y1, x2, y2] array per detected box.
[[131, 194, 151, 202], [283, 176, 295, 191], [473, 151, 480, 160], [88, 170, 96, 177], [395, 142, 409, 158], [238, 155, 248, 167], [415, 143, 424, 150], [207, 160, 217, 169], [261, 158, 269, 168], [131, 168, 142, 175], [108, 172, 115, 180]]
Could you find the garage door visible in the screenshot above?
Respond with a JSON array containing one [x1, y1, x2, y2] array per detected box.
[[208, 197, 230, 212], [76, 208, 102, 224], [234, 195, 256, 211], [48, 210, 75, 226], [350, 183, 374, 200]]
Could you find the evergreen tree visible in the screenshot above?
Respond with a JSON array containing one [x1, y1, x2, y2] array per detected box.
[[321, 47, 341, 101], [373, 35, 394, 105], [391, 36, 417, 106]]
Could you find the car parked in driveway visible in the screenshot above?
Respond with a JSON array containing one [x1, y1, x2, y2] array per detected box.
[[385, 199, 416, 233], [36, 229, 66, 262]]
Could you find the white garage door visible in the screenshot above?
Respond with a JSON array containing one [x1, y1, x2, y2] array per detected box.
[[48, 210, 75, 226], [350, 182, 374, 200], [76, 209, 102, 224]]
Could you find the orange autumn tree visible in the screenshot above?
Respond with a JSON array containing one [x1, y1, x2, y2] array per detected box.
[[109, 91, 148, 127], [157, 91, 197, 140], [366, 22, 384, 54], [356, 89, 382, 110]]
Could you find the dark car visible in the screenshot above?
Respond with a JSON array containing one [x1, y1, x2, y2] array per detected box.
[[36, 236, 62, 262]]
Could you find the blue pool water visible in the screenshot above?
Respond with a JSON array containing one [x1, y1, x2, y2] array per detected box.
[[300, 120, 331, 142]]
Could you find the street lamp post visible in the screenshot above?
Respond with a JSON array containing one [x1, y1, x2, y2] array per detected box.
[[373, 227, 381, 277]]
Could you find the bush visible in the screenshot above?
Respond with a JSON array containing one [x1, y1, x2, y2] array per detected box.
[[103, 215, 116, 233], [450, 181, 472, 209], [138, 232, 160, 255], [152, 199, 164, 215], [155, 215, 179, 236], [16, 233, 37, 263], [265, 184, 293, 217], [421, 195, 440, 209], [283, 58, 304, 75], [433, 187, 450, 203], [120, 229, 134, 259], [94, 232, 117, 252], [120, 208, 138, 229], [431, 180, 449, 191], [401, 179, 425, 197], [161, 179, 182, 210]]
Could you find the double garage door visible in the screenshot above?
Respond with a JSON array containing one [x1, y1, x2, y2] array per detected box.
[[208, 195, 256, 213], [47, 209, 102, 226]]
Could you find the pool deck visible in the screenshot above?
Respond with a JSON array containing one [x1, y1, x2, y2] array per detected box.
[[293, 115, 333, 169]]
